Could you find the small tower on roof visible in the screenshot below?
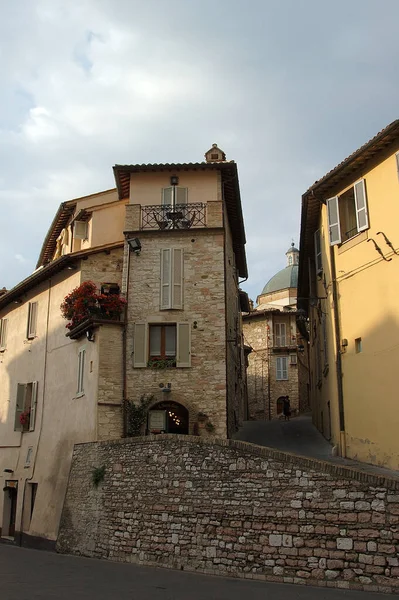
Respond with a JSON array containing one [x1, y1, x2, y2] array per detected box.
[[205, 143, 226, 163], [286, 242, 299, 266]]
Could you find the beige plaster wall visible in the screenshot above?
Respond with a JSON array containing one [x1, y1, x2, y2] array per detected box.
[[129, 170, 219, 206]]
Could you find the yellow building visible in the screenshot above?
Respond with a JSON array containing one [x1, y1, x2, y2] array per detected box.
[[298, 119, 399, 470]]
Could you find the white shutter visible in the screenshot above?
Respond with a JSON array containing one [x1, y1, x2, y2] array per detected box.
[[74, 221, 88, 240], [354, 179, 369, 232], [275, 323, 286, 347], [0, 318, 8, 349], [276, 357, 282, 380], [160, 249, 172, 309], [282, 357, 288, 379], [276, 357, 288, 380], [327, 196, 341, 245], [172, 248, 183, 309], [77, 348, 85, 394], [133, 323, 148, 367], [27, 302, 38, 338], [314, 229, 322, 273], [175, 187, 188, 205], [162, 187, 173, 206], [176, 322, 191, 367], [14, 384, 26, 431], [29, 381, 38, 432]]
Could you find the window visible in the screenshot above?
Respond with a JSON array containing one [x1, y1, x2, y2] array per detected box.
[[314, 229, 322, 274], [162, 187, 188, 206], [25, 447, 33, 468], [100, 283, 120, 295], [355, 337, 362, 353], [149, 324, 176, 365], [276, 356, 288, 380], [14, 382, 38, 432], [27, 302, 38, 339], [133, 322, 191, 368], [0, 318, 8, 350], [74, 220, 88, 240], [77, 347, 86, 395], [160, 248, 184, 310], [327, 179, 369, 245], [275, 323, 287, 347], [290, 353, 297, 365], [288, 255, 293, 265]]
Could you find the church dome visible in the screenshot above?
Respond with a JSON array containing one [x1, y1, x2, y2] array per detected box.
[[261, 264, 298, 295]]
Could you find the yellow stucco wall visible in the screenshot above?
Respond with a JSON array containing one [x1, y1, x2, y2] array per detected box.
[[312, 149, 399, 469], [129, 170, 219, 206]]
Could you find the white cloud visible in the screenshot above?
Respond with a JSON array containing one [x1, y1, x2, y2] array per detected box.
[[1, 0, 399, 301]]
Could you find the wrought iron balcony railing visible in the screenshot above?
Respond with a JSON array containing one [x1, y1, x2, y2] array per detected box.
[[141, 203, 206, 230]]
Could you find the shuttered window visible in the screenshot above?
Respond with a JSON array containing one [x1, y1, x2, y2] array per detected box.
[[175, 187, 188, 205], [327, 196, 341, 245], [134, 322, 191, 368], [354, 179, 369, 232], [276, 357, 288, 380], [176, 323, 191, 367], [27, 302, 38, 339], [133, 323, 148, 367], [0, 318, 8, 350], [77, 347, 86, 395], [14, 382, 38, 432], [275, 323, 287, 347], [160, 248, 184, 310], [314, 229, 322, 274]]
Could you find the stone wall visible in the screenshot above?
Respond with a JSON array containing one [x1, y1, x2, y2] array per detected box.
[[57, 436, 399, 594]]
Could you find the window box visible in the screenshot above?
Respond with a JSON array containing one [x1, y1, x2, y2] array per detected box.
[[147, 357, 176, 369]]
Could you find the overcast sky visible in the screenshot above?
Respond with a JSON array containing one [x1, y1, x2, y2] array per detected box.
[[1, 0, 398, 301]]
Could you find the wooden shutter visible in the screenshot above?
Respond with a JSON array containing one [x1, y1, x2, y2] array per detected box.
[[175, 187, 188, 205], [0, 318, 8, 349], [275, 323, 286, 347], [162, 187, 173, 206], [160, 249, 172, 309], [27, 302, 38, 338], [14, 384, 26, 431], [354, 179, 369, 232], [314, 229, 322, 273], [172, 248, 183, 309], [133, 323, 148, 367], [29, 381, 38, 432], [327, 196, 341, 245], [74, 221, 88, 240], [176, 323, 191, 367]]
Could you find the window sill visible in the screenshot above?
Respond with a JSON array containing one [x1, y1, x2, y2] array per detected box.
[[338, 230, 368, 254]]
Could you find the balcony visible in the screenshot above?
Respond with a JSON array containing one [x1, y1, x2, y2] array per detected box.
[[141, 203, 206, 230]]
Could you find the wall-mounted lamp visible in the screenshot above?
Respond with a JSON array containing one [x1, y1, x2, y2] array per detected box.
[[170, 175, 179, 186], [86, 329, 95, 342], [127, 238, 142, 255], [162, 383, 172, 393], [341, 339, 348, 348], [13, 299, 22, 305], [66, 264, 77, 270]]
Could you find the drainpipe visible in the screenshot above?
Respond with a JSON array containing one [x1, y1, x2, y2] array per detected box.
[[267, 316, 271, 420], [329, 245, 346, 457], [122, 242, 131, 438]]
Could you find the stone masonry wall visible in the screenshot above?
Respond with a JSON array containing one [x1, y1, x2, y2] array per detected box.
[[57, 436, 399, 594], [125, 229, 228, 438], [97, 324, 124, 441]]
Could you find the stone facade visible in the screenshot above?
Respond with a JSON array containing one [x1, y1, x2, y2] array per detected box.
[[58, 436, 399, 594]]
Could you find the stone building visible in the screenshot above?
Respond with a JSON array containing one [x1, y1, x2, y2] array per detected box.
[[243, 244, 309, 420], [0, 145, 248, 548]]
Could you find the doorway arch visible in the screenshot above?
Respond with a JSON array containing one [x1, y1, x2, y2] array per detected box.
[[276, 396, 285, 416], [148, 401, 189, 435]]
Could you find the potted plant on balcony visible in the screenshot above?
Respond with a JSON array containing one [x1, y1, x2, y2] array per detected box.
[[19, 409, 30, 430], [61, 281, 126, 331]]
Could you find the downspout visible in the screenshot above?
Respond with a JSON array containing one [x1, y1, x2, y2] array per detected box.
[[267, 316, 271, 420], [122, 242, 131, 438], [329, 245, 346, 457]]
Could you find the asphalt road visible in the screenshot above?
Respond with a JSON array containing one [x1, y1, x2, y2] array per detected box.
[[0, 545, 390, 600]]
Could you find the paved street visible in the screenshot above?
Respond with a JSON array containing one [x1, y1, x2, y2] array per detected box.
[[0, 545, 391, 600], [234, 415, 399, 481]]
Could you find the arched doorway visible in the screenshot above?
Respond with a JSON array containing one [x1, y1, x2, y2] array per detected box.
[[148, 401, 189, 435]]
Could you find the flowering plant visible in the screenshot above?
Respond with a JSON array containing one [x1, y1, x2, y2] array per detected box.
[[60, 281, 126, 330], [20, 410, 30, 426]]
